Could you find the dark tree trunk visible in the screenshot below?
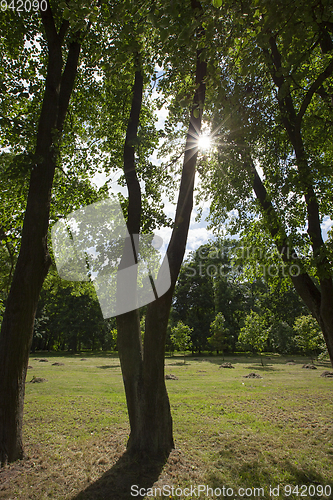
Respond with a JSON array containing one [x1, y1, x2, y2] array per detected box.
[[0, 6, 81, 464], [116, 65, 145, 451]]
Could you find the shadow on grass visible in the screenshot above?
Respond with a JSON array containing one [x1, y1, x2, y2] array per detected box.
[[246, 365, 278, 371], [30, 351, 120, 359], [72, 451, 167, 500], [96, 365, 121, 369]]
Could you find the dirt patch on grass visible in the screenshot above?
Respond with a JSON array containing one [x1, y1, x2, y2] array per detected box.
[[219, 362, 235, 369], [302, 364, 317, 369], [52, 362, 65, 366], [165, 374, 178, 380], [38, 358, 48, 362], [320, 371, 333, 378], [0, 458, 35, 493], [29, 377, 47, 383], [243, 373, 263, 379]]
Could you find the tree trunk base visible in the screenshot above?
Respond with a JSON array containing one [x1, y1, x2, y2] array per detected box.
[[0, 433, 24, 467], [126, 379, 174, 460]]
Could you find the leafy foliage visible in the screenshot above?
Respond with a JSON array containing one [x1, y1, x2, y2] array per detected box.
[[293, 315, 326, 357], [208, 312, 231, 358], [170, 321, 193, 364], [238, 311, 269, 363], [32, 271, 115, 353]]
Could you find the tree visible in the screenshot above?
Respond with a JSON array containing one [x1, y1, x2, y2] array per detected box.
[[208, 312, 230, 358], [0, 0, 209, 464], [238, 311, 269, 365], [173, 239, 247, 353], [115, 0, 207, 457], [172, 245, 216, 353], [0, 1, 95, 464], [32, 276, 110, 352], [105, 1, 207, 457], [268, 321, 296, 355], [171, 321, 193, 364], [201, 0, 333, 366], [172, 238, 306, 354], [293, 315, 326, 359]]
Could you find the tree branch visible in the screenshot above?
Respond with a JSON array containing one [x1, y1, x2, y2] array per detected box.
[[123, 67, 144, 236], [166, 44, 207, 287], [297, 57, 333, 123], [58, 20, 70, 45], [40, 0, 60, 52], [266, 38, 298, 136], [266, 38, 326, 261], [248, 158, 322, 319], [57, 39, 81, 132]]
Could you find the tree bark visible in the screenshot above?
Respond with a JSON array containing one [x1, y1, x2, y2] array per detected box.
[[0, 6, 81, 464], [117, 28, 207, 456], [116, 65, 145, 451]]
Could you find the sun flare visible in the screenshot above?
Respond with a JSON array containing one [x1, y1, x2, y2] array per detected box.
[[198, 132, 212, 152]]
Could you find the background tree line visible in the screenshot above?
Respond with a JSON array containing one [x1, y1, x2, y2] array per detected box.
[[26, 238, 325, 358]]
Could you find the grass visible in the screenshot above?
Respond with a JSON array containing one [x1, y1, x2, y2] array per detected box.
[[0, 352, 333, 499]]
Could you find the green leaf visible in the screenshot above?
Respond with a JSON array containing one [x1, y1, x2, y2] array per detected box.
[[193, 108, 200, 118], [212, 0, 222, 8], [160, 29, 168, 43], [63, 8, 70, 20]]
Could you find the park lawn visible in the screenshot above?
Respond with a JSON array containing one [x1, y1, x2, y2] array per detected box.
[[0, 353, 332, 500]]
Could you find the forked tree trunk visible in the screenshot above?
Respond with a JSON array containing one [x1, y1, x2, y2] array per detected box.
[[117, 3, 207, 457], [0, 7, 81, 464], [132, 292, 175, 456]]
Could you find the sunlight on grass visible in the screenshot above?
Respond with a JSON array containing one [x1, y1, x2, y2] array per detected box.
[[2, 353, 332, 499]]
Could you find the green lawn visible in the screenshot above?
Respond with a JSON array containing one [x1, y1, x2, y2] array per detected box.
[[1, 353, 333, 499]]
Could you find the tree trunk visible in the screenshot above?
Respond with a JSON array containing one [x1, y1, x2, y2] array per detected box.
[[259, 36, 333, 367], [125, 293, 174, 457], [117, 7, 207, 458], [250, 160, 333, 367], [0, 8, 81, 464]]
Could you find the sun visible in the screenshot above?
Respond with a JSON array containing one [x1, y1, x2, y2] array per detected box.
[[198, 132, 212, 152]]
